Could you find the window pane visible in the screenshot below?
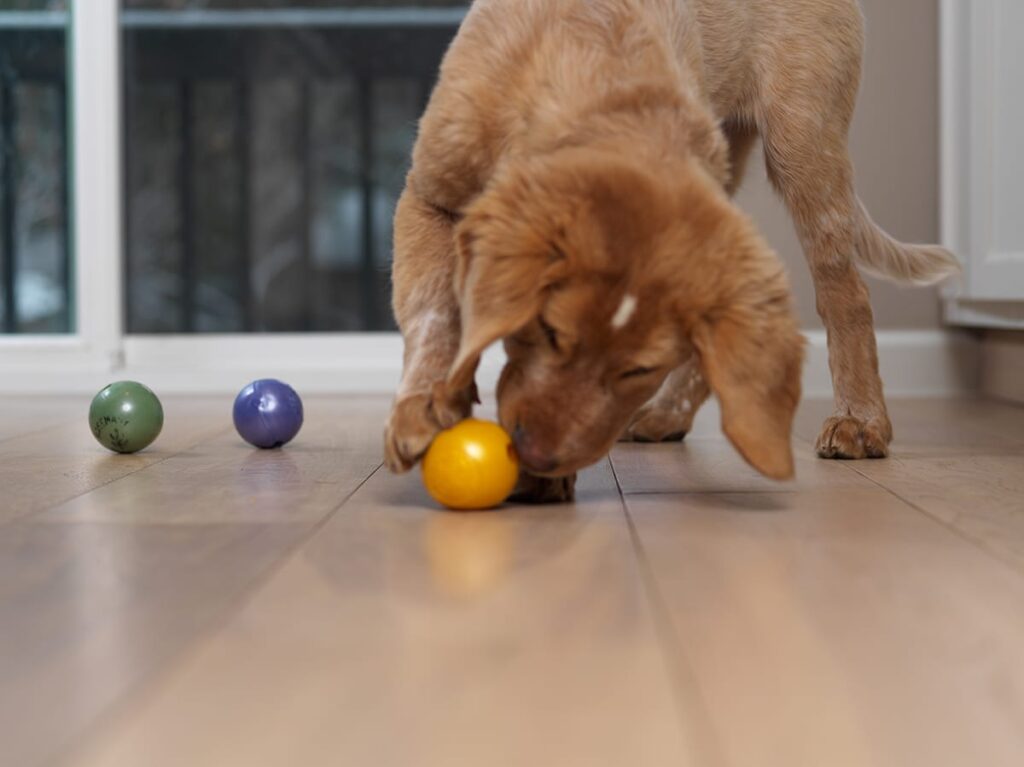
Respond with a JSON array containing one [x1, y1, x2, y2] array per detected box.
[[0, 1, 71, 334], [122, 1, 465, 333]]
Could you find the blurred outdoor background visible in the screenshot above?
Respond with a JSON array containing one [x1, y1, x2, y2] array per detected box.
[[1, 0, 464, 334]]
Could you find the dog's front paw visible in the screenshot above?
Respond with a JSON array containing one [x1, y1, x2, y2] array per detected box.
[[384, 394, 440, 473], [815, 414, 892, 459], [384, 385, 477, 473], [619, 403, 694, 444], [509, 472, 576, 504]]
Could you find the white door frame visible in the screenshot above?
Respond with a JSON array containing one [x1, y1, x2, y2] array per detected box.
[[0, 0, 123, 388], [942, 0, 1024, 327]]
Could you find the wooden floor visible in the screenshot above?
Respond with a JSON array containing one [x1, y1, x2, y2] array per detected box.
[[2, 395, 1023, 767]]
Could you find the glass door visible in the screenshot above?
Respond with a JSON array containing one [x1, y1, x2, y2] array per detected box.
[[0, 0, 71, 334], [0, 1, 472, 393]]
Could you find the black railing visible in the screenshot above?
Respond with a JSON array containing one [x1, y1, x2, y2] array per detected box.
[[0, 7, 461, 335], [1, 74, 16, 335], [123, 8, 462, 333]]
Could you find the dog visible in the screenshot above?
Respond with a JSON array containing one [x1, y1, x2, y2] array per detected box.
[[383, 0, 959, 502]]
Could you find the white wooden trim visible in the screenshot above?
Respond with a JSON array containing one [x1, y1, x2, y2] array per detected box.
[[72, 0, 124, 367], [0, 0, 124, 374], [122, 334, 406, 393], [939, 0, 968, 298], [967, 0, 996, 297], [0, 330, 980, 397], [942, 0, 1024, 316]]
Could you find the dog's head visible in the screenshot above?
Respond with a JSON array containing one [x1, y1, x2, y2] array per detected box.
[[446, 149, 804, 479]]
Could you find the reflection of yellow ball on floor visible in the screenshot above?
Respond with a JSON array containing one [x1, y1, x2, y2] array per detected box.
[[425, 513, 516, 598], [421, 419, 519, 510]]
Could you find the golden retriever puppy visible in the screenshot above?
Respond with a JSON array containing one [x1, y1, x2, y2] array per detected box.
[[384, 0, 959, 501]]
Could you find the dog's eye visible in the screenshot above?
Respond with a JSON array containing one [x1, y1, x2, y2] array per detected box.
[[620, 366, 658, 380], [538, 318, 560, 351]]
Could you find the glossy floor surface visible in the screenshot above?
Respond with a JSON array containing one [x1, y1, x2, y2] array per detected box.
[[1, 395, 1023, 766]]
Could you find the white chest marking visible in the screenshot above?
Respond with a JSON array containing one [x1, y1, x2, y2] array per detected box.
[[610, 294, 638, 330]]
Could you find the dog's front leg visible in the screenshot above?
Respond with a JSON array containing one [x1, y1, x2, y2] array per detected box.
[[384, 185, 473, 473]]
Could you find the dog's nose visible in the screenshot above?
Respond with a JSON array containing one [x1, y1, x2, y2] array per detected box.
[[512, 425, 558, 474]]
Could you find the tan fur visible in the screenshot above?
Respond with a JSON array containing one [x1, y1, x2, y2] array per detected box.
[[384, 0, 958, 498]]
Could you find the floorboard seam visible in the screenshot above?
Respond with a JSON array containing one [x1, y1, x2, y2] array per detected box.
[[0, 418, 83, 447], [50, 460, 385, 766], [622, 489, 796, 497], [198, 461, 385, 608], [14, 426, 235, 525], [608, 456, 727, 767], [789, 437, 1024, 578], [847, 463, 1024, 579]]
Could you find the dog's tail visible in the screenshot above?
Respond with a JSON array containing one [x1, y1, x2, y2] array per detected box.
[[851, 198, 960, 286]]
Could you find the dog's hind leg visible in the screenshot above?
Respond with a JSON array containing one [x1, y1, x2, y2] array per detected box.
[[754, 12, 896, 460], [384, 183, 472, 473], [620, 356, 710, 443]]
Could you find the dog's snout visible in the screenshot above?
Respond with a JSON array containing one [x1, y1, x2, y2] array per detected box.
[[512, 425, 558, 474]]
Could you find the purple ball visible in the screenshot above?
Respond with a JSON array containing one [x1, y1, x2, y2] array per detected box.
[[233, 379, 304, 449]]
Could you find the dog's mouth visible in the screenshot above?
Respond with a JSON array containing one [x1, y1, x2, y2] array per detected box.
[[515, 451, 606, 480], [502, 412, 625, 480], [505, 424, 578, 478]]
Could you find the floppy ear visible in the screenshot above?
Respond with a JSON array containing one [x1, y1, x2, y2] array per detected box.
[[684, 202, 805, 480], [694, 302, 804, 480], [446, 175, 570, 391]]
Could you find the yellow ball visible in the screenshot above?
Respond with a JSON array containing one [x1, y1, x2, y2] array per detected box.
[[421, 419, 520, 510]]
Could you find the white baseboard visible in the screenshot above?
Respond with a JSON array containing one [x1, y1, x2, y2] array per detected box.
[[0, 329, 980, 398], [802, 329, 981, 398]]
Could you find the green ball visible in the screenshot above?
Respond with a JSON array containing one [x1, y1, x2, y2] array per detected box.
[[89, 381, 164, 454]]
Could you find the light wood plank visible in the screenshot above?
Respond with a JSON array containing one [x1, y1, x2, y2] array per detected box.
[[36, 396, 387, 524], [626, 488, 1024, 767], [0, 397, 231, 523], [894, 398, 1024, 447], [0, 397, 82, 442], [846, 451, 1024, 573], [1, 397, 388, 766], [796, 398, 1024, 572], [611, 437, 873, 495], [0, 520, 314, 767], [61, 462, 697, 767]]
